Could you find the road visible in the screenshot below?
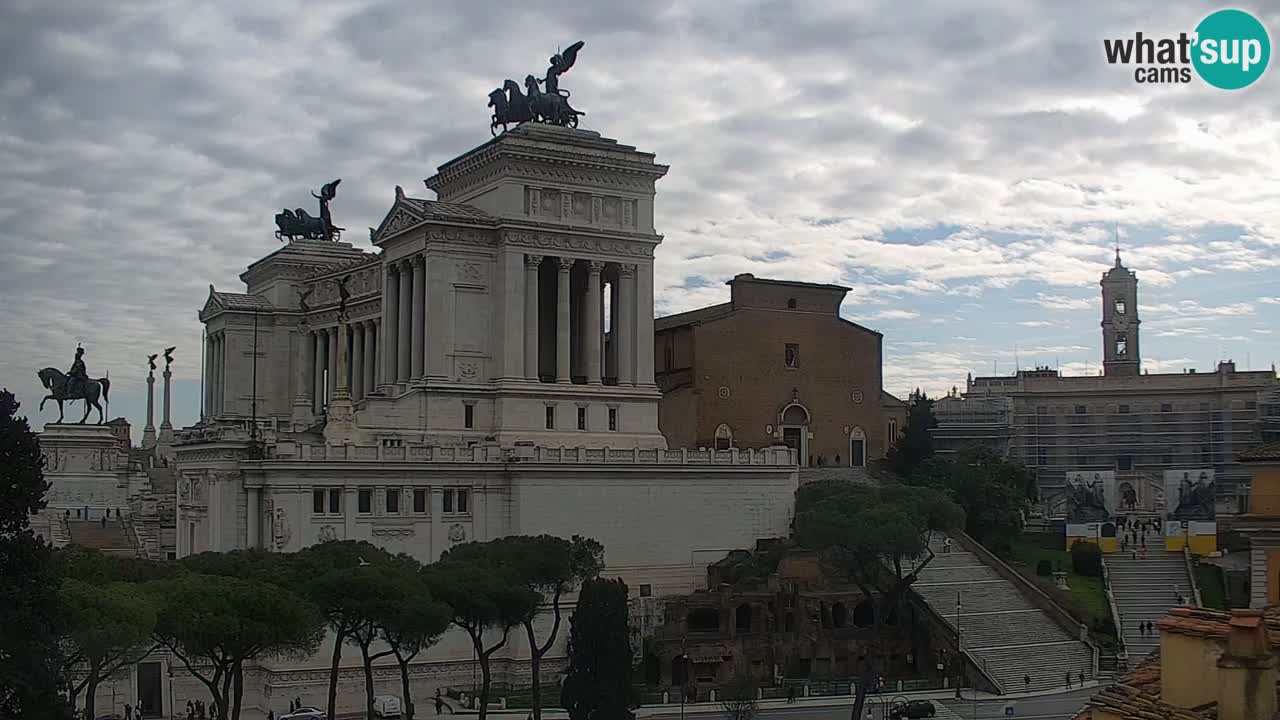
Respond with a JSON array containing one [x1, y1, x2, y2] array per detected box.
[[640, 687, 1094, 720]]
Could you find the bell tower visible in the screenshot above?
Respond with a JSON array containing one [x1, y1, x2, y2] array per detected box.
[[1101, 247, 1140, 377]]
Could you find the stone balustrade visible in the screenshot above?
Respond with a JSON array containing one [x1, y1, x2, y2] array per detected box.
[[267, 441, 797, 466]]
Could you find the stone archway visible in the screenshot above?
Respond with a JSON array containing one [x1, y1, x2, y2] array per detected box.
[[849, 426, 866, 468]]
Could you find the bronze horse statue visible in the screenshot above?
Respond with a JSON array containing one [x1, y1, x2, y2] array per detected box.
[[37, 368, 111, 424]]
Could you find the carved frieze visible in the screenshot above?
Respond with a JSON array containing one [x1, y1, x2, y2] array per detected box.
[[371, 526, 415, 538], [457, 360, 479, 380], [457, 262, 484, 284], [501, 231, 652, 258]]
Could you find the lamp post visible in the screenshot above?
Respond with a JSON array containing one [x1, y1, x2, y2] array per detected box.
[[679, 636, 689, 720]]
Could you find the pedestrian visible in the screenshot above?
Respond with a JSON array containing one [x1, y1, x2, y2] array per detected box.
[[1140, 534, 1145, 548], [289, 700, 295, 713], [1078, 671, 1085, 687], [435, 689, 445, 714], [295, 696, 302, 711], [943, 537, 952, 554], [268, 711, 275, 720], [100, 515, 107, 528], [137, 699, 144, 718], [1141, 546, 1148, 560], [1131, 548, 1137, 560], [1023, 674, 1031, 691], [1065, 671, 1072, 689], [125, 702, 133, 720], [786, 685, 796, 703]]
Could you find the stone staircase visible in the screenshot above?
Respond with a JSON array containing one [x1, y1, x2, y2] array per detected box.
[[1105, 550, 1194, 659], [912, 534, 1095, 694], [65, 519, 137, 557]]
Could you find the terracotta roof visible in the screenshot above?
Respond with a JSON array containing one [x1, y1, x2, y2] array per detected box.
[[402, 197, 496, 224], [654, 303, 733, 332], [1158, 606, 1280, 646], [1239, 441, 1280, 463], [210, 292, 274, 312], [1074, 683, 1201, 720]]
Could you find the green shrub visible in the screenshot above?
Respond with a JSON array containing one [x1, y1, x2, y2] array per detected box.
[[1035, 559, 1053, 577], [1070, 541, 1103, 577]]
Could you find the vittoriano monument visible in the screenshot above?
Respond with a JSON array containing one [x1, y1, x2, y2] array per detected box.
[[275, 178, 344, 242], [489, 41, 586, 135], [37, 344, 112, 424]]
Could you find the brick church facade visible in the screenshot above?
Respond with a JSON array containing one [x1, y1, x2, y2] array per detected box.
[[654, 274, 903, 467]]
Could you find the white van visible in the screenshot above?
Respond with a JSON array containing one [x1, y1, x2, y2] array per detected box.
[[372, 695, 402, 718]]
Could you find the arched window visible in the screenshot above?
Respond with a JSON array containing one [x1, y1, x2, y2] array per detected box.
[[782, 405, 809, 426], [735, 604, 752, 632], [888, 418, 898, 441], [787, 298, 797, 309], [852, 600, 874, 628], [714, 424, 733, 451]]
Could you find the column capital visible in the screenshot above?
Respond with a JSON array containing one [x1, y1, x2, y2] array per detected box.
[[525, 253, 544, 269], [411, 253, 426, 267], [617, 263, 637, 278], [556, 257, 575, 272], [588, 260, 606, 274], [386, 263, 399, 279]]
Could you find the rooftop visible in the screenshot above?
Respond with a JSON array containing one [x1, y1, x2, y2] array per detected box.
[[1239, 441, 1280, 463], [654, 303, 733, 333]]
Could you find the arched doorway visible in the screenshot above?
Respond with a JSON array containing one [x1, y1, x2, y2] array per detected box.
[[849, 427, 866, 468], [715, 424, 733, 451], [779, 401, 811, 467]]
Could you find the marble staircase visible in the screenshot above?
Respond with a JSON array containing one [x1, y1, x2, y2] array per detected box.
[[912, 534, 1095, 694], [65, 519, 136, 557], [1105, 550, 1194, 659]]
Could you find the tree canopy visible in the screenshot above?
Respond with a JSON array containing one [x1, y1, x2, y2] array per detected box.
[[59, 579, 160, 717], [560, 577, 633, 720], [908, 447, 1033, 553], [885, 389, 937, 477]]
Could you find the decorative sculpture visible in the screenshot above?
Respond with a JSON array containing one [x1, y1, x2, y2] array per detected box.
[[275, 179, 344, 242], [163, 346, 175, 369], [336, 275, 352, 321], [146, 353, 158, 372], [1065, 476, 1110, 523], [489, 42, 585, 135], [37, 345, 112, 424], [1170, 471, 1216, 521]]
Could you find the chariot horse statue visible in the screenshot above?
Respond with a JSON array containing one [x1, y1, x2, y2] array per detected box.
[[38, 347, 111, 423], [489, 41, 585, 135]]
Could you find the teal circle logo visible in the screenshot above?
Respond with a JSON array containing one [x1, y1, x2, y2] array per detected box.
[[1192, 9, 1270, 89]]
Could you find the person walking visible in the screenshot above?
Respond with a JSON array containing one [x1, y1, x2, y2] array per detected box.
[[124, 702, 133, 720], [1065, 671, 1072, 689], [1078, 671, 1085, 687], [1023, 674, 1031, 692], [268, 711, 275, 720], [435, 689, 445, 714]]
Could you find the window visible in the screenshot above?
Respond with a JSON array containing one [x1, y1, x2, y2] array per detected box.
[[413, 489, 427, 513], [1115, 333, 1127, 357], [313, 490, 325, 514], [1037, 447, 1048, 465], [888, 418, 898, 439], [786, 298, 797, 309], [1162, 454, 1173, 465], [443, 489, 468, 514], [386, 488, 400, 514], [1036, 406, 1048, 415], [328, 490, 341, 514], [1115, 299, 1126, 315], [1117, 456, 1133, 471], [784, 344, 800, 369], [464, 404, 474, 429], [1118, 404, 1130, 414], [546, 406, 555, 429], [577, 407, 587, 431], [1074, 405, 1087, 414], [1161, 403, 1173, 413], [358, 489, 372, 514], [639, 584, 652, 597], [443, 489, 453, 513], [457, 489, 468, 514], [1200, 446, 1210, 464], [663, 343, 674, 370], [608, 408, 618, 431], [1247, 401, 1258, 410]]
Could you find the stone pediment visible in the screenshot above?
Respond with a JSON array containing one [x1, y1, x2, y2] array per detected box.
[[200, 286, 275, 320], [371, 187, 498, 245]]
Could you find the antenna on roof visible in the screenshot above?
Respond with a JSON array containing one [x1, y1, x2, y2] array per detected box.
[[1014, 344, 1020, 372], [1114, 224, 1122, 267]]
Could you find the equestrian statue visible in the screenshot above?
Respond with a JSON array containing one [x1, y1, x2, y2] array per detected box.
[[489, 41, 586, 135], [37, 345, 112, 424], [276, 179, 344, 242]]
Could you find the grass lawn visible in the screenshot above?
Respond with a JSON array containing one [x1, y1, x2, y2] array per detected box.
[[1196, 564, 1227, 609], [1002, 538, 1115, 647]]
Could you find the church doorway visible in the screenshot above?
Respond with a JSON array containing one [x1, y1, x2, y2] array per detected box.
[[780, 401, 811, 467], [849, 427, 866, 468], [136, 661, 162, 717]]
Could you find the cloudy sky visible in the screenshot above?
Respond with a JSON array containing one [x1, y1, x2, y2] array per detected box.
[[2, 0, 1278, 438]]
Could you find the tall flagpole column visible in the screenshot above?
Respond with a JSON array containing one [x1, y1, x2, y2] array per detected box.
[[397, 260, 412, 383], [555, 257, 573, 383], [585, 261, 604, 384], [143, 370, 157, 448], [524, 255, 542, 380], [383, 264, 400, 388], [618, 264, 636, 385], [410, 254, 426, 379]]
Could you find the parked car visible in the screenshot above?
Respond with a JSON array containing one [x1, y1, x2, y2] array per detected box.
[[280, 707, 325, 720], [888, 699, 936, 719], [373, 695, 402, 718]]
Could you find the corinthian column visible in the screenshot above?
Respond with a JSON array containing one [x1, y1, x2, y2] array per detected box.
[[524, 255, 542, 380], [397, 260, 412, 383], [143, 368, 157, 448], [363, 321, 376, 396], [618, 264, 636, 385], [555, 257, 573, 383], [410, 255, 425, 379], [585, 261, 604, 384], [351, 323, 364, 401], [327, 327, 338, 401], [383, 264, 400, 388], [313, 329, 326, 413]]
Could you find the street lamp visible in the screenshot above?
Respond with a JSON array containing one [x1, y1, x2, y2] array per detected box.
[[679, 651, 689, 720]]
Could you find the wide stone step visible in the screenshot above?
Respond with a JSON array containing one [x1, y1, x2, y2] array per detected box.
[[916, 565, 1005, 585], [954, 613, 1076, 648], [971, 643, 1096, 693], [916, 582, 1035, 613]]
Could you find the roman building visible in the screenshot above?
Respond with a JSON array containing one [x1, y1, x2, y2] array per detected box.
[[124, 124, 804, 717], [654, 274, 901, 468], [932, 251, 1280, 506]]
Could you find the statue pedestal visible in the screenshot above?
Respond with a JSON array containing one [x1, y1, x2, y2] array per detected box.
[[322, 321, 361, 445], [291, 396, 315, 430]]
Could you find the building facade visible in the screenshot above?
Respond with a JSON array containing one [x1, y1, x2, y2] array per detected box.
[[933, 252, 1279, 503], [136, 125, 803, 718], [654, 274, 896, 467]]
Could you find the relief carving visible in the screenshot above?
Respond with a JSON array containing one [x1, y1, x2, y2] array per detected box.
[[457, 262, 484, 282], [448, 523, 467, 543], [458, 361, 479, 380], [273, 507, 291, 550], [501, 232, 651, 258], [371, 526, 415, 538], [383, 208, 423, 236], [318, 525, 338, 543]]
